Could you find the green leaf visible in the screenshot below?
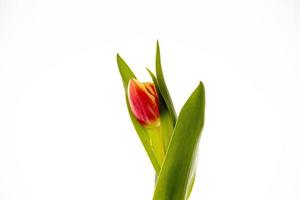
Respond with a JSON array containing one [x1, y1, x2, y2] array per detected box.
[[146, 68, 174, 153], [117, 54, 136, 89], [155, 41, 177, 125], [186, 173, 196, 199], [153, 82, 205, 200], [117, 54, 161, 174]]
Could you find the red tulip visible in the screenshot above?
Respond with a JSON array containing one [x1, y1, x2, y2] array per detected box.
[[128, 79, 160, 127]]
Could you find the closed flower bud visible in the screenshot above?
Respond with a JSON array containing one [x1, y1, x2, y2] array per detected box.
[[128, 79, 160, 127]]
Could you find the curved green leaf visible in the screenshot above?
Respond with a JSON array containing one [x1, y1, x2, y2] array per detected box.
[[146, 68, 174, 153], [117, 54, 161, 174], [153, 82, 205, 200], [155, 41, 177, 125], [117, 54, 135, 89]]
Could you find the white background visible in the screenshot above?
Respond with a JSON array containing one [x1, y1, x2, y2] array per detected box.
[[1, 0, 300, 199]]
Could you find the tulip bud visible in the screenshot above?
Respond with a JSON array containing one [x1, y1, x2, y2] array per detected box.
[[128, 79, 160, 127]]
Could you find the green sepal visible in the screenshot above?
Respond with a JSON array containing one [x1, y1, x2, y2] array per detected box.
[[153, 82, 205, 200]]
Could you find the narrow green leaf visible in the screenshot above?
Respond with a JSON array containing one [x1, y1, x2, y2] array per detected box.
[[155, 41, 177, 125], [117, 54, 161, 174], [146, 68, 174, 152], [125, 97, 161, 174], [146, 126, 165, 168], [153, 82, 205, 200], [117, 54, 136, 89], [186, 173, 196, 199]]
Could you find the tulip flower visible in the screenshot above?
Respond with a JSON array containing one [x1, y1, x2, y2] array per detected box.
[[117, 41, 205, 200], [127, 79, 160, 127]]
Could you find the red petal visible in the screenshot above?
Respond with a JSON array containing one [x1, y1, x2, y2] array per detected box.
[[128, 79, 160, 126]]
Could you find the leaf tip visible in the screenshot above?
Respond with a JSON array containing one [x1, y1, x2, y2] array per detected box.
[[198, 81, 205, 90], [145, 67, 153, 75], [156, 40, 160, 55], [116, 53, 122, 62], [196, 81, 205, 104]]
